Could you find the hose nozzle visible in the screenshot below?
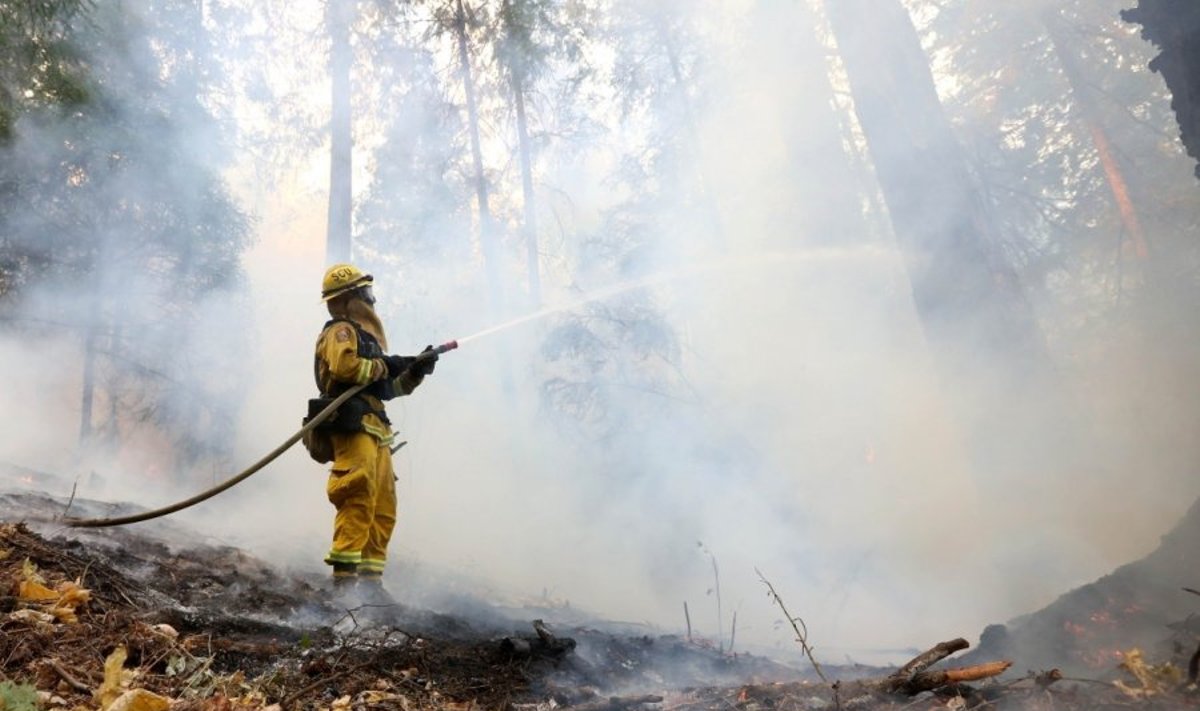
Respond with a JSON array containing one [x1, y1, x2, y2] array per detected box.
[[416, 340, 458, 361]]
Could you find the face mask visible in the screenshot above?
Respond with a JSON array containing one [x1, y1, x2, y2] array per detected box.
[[356, 285, 376, 305]]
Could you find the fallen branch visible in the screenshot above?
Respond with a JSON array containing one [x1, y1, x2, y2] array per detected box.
[[898, 660, 1013, 694], [890, 638, 969, 684], [737, 638, 1012, 703], [501, 620, 576, 660], [48, 659, 92, 694]]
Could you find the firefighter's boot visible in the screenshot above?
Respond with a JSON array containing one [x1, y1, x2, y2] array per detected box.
[[330, 563, 360, 606], [356, 572, 397, 607]]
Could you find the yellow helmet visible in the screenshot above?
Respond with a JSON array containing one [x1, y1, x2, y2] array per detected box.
[[321, 263, 373, 301]]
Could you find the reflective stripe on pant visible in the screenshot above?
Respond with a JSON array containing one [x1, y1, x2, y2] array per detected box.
[[325, 430, 396, 572]]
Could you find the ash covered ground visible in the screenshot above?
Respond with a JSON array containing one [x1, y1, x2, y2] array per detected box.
[[1, 482, 1198, 710]]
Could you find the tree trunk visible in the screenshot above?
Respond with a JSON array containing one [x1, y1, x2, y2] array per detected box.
[[455, 0, 503, 315], [1044, 11, 1149, 261], [750, 0, 875, 246], [824, 0, 1062, 496], [79, 322, 97, 445], [325, 0, 353, 264], [512, 72, 541, 307], [655, 16, 724, 251], [1122, 0, 1200, 178]]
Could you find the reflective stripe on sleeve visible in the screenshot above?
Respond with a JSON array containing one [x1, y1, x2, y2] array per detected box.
[[355, 359, 374, 384]]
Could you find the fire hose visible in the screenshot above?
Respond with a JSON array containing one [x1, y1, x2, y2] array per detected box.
[[65, 340, 458, 529]]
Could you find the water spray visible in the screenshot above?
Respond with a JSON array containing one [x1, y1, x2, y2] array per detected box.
[[65, 247, 888, 528]]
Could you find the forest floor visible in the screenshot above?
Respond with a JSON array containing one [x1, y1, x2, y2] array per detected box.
[[1, 488, 1198, 711]]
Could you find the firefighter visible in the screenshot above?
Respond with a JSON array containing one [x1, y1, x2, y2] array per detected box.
[[314, 263, 436, 603]]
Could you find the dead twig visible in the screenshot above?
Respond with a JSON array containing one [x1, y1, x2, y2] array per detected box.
[[48, 659, 92, 693], [698, 542, 724, 653], [756, 568, 827, 683], [60, 480, 78, 520], [279, 659, 377, 708]]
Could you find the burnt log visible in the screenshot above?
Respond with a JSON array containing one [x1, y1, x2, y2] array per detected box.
[[738, 638, 1011, 704], [1035, 668, 1064, 689], [499, 619, 576, 660], [887, 637, 968, 686]]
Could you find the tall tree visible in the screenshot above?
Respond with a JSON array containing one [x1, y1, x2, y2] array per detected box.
[[326, 0, 355, 263], [739, 0, 873, 247], [824, 0, 1058, 492], [920, 0, 1200, 368], [354, 8, 475, 318], [602, 0, 721, 257], [450, 0, 503, 315], [1122, 0, 1200, 179], [0, 0, 253, 472], [494, 0, 551, 306]]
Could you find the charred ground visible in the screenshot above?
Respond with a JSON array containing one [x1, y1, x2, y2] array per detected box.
[[1, 487, 1198, 710]]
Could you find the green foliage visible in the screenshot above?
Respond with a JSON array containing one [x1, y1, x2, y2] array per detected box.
[[0, 0, 254, 469], [0, 1, 91, 142], [909, 0, 1200, 380], [493, 0, 591, 86], [0, 680, 40, 711], [922, 1, 1199, 285]]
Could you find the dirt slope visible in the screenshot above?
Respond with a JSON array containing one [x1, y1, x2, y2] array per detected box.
[[962, 496, 1200, 676]]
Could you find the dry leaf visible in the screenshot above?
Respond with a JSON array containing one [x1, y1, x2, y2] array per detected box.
[[96, 645, 133, 710], [1114, 648, 1184, 698], [9, 608, 55, 624], [21, 558, 44, 584], [55, 580, 90, 607], [18, 578, 58, 602], [107, 689, 171, 711], [151, 624, 178, 639], [362, 690, 402, 703]]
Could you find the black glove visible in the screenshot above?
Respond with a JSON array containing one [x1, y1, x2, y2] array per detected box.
[[412, 345, 438, 377], [382, 354, 414, 379]]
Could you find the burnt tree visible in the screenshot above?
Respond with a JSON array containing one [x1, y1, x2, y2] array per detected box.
[[1122, 1, 1200, 179]]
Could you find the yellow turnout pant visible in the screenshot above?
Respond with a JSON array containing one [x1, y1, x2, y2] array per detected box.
[[324, 431, 396, 576]]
